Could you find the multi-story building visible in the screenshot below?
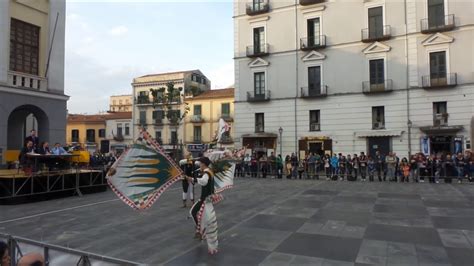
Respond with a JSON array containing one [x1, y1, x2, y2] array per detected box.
[[66, 114, 107, 153], [184, 88, 235, 156], [104, 112, 133, 154], [234, 0, 474, 158], [132, 70, 210, 155], [109, 94, 132, 112], [0, 0, 67, 165]]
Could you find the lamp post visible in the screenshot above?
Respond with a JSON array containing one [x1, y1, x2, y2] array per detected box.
[[278, 127, 283, 156]]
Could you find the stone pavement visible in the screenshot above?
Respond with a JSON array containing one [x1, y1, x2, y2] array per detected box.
[[1, 178, 473, 265]]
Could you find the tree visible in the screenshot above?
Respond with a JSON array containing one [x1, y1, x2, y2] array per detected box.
[[149, 82, 190, 160]]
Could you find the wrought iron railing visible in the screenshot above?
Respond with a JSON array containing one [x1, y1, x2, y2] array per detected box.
[[362, 79, 393, 93], [246, 44, 269, 57], [246, 0, 269, 16], [422, 73, 457, 88], [361, 25, 391, 42], [300, 35, 327, 50], [247, 91, 271, 102], [421, 14, 455, 33], [300, 85, 328, 98]]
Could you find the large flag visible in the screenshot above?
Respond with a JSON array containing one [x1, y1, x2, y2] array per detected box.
[[107, 130, 183, 210]]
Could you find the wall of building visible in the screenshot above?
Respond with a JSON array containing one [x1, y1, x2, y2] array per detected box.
[[66, 122, 105, 146], [105, 119, 133, 147], [110, 95, 132, 112]]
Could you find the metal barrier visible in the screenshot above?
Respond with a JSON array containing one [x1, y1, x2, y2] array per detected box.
[[0, 233, 140, 266]]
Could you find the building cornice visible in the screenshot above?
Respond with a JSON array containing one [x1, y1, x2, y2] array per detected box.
[[0, 85, 69, 101]]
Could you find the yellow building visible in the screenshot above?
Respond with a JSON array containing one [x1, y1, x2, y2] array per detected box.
[[66, 114, 107, 153], [110, 94, 132, 112], [184, 88, 234, 154]]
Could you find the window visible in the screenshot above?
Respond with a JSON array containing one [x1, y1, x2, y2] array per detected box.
[[368, 7, 383, 39], [194, 126, 202, 142], [255, 113, 264, 133], [372, 106, 385, 129], [428, 0, 445, 28], [168, 110, 181, 122], [221, 103, 230, 116], [429, 51, 446, 79], [155, 131, 162, 143], [308, 66, 321, 95], [113, 100, 116, 105], [307, 18, 321, 46], [138, 91, 148, 97], [117, 123, 123, 136], [152, 110, 164, 121], [252, 0, 265, 11], [253, 27, 265, 53], [171, 131, 178, 144], [254, 72, 265, 96], [10, 18, 40, 75], [71, 130, 79, 143], [139, 111, 147, 125], [86, 129, 96, 143], [369, 59, 385, 85], [98, 129, 105, 138], [119, 100, 123, 105], [194, 105, 202, 116], [125, 123, 130, 136], [309, 110, 320, 131], [433, 101, 448, 126]]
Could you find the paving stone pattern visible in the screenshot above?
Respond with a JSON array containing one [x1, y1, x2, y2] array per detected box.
[[1, 179, 474, 265]]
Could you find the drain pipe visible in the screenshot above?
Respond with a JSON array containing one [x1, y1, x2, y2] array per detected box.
[[294, 0, 299, 157], [404, 0, 412, 157]]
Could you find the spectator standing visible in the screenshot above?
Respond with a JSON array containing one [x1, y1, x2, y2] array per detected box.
[[434, 154, 443, 184], [268, 152, 276, 176], [330, 154, 339, 180], [463, 151, 471, 182], [1, 241, 10, 266], [368, 156, 376, 182], [250, 155, 258, 177], [346, 154, 353, 181], [427, 155, 435, 183], [244, 154, 251, 177], [285, 155, 292, 179], [324, 154, 331, 180], [297, 158, 305, 179], [375, 151, 385, 182], [260, 155, 268, 178], [417, 154, 427, 183], [291, 153, 298, 178], [444, 154, 455, 183], [409, 155, 418, 182], [25, 129, 39, 149], [385, 152, 397, 182], [400, 157, 410, 183], [455, 153, 465, 183], [352, 154, 359, 181], [307, 153, 315, 179], [359, 152, 368, 181], [314, 153, 321, 180], [276, 154, 283, 179], [339, 155, 346, 181]]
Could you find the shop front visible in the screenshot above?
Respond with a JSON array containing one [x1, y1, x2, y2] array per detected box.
[[355, 130, 402, 158], [298, 136, 333, 158], [420, 125, 464, 155], [242, 133, 277, 157]]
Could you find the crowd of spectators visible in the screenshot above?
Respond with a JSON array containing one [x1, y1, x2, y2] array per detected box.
[[234, 150, 474, 183]]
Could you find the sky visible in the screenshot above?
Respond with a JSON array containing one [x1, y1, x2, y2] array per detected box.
[[65, 0, 234, 114]]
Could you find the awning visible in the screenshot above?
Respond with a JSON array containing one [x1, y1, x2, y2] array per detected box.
[[355, 130, 403, 138], [419, 125, 463, 135], [242, 132, 278, 138]]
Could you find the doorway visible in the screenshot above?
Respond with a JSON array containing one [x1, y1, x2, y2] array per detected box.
[[367, 137, 391, 157]]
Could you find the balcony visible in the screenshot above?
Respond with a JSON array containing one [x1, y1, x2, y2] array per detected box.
[[246, 44, 269, 58], [422, 73, 457, 88], [247, 91, 271, 102], [191, 115, 204, 123], [246, 1, 269, 16], [421, 14, 455, 34], [433, 113, 449, 127], [7, 71, 48, 91], [135, 96, 151, 105], [300, 86, 328, 98], [221, 114, 233, 122], [153, 119, 164, 126], [362, 79, 393, 94], [361, 25, 391, 43], [136, 119, 147, 126], [300, 0, 325, 5], [300, 35, 326, 50]]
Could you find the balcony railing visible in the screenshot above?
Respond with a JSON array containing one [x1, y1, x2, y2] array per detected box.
[[372, 121, 385, 130], [246, 1, 269, 16], [246, 44, 269, 57], [300, 0, 325, 6], [300, 86, 328, 98], [153, 119, 163, 126], [310, 123, 321, 131], [247, 91, 271, 102], [421, 14, 455, 34], [433, 113, 449, 127], [361, 25, 391, 42], [422, 73, 457, 88], [135, 96, 151, 105], [191, 115, 204, 123], [192, 136, 202, 143], [362, 79, 393, 94], [300, 35, 326, 50], [221, 114, 233, 122], [7, 71, 48, 91]]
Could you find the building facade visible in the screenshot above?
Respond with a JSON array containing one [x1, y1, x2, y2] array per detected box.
[[104, 112, 133, 154], [66, 114, 107, 153], [234, 0, 474, 158], [109, 94, 132, 112], [184, 88, 235, 156], [132, 70, 210, 155], [0, 0, 68, 165]]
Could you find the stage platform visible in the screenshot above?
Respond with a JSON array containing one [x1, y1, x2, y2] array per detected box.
[[0, 168, 108, 204]]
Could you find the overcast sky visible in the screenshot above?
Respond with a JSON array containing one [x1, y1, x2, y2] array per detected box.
[[65, 0, 234, 114]]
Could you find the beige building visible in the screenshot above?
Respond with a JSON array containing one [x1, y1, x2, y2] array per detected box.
[[184, 88, 235, 156], [132, 70, 210, 155], [234, 0, 474, 158], [0, 0, 67, 166], [109, 94, 132, 112]]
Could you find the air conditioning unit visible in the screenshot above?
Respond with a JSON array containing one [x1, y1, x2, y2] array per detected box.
[[373, 122, 383, 129], [434, 113, 448, 126], [310, 123, 320, 131]]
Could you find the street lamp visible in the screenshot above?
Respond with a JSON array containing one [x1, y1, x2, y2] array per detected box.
[[278, 127, 283, 156]]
